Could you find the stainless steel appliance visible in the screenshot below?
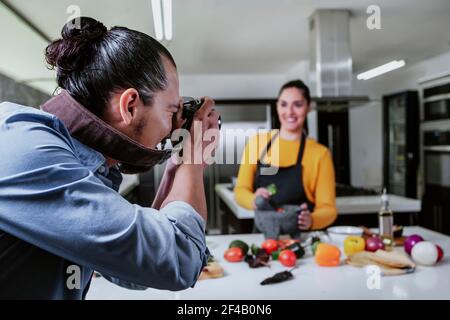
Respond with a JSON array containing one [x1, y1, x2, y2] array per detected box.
[[423, 83, 450, 121], [423, 129, 450, 189], [419, 73, 450, 235], [421, 129, 450, 234]]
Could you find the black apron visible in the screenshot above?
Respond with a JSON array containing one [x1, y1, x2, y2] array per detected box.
[[254, 131, 314, 211]]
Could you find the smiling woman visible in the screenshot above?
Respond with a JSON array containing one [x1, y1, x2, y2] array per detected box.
[[234, 80, 337, 237]]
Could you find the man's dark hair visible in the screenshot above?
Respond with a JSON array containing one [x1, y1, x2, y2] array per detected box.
[[45, 16, 176, 116]]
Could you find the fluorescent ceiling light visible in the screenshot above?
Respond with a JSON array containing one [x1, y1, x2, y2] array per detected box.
[[357, 60, 406, 80], [152, 0, 172, 41], [151, 0, 163, 41], [162, 0, 172, 41]]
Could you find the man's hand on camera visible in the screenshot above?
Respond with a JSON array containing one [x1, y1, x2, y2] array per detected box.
[[176, 97, 220, 167], [172, 98, 187, 131]]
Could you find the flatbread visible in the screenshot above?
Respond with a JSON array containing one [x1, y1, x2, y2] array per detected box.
[[345, 250, 415, 276]]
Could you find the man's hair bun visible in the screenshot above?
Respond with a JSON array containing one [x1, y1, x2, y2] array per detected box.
[[45, 17, 107, 75]]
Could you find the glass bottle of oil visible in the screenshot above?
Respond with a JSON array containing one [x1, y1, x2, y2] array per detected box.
[[379, 188, 394, 250]]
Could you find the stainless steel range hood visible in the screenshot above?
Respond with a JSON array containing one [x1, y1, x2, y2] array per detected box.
[[309, 9, 369, 110]]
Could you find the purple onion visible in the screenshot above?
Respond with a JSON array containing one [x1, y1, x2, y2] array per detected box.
[[365, 236, 385, 252], [404, 234, 424, 255]]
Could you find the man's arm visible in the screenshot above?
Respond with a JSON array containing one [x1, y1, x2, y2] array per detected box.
[[0, 120, 208, 291], [161, 163, 207, 221], [157, 97, 220, 221], [151, 157, 178, 210]]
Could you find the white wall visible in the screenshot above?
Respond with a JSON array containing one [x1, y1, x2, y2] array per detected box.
[[0, 3, 56, 94], [349, 101, 383, 188], [180, 74, 282, 99], [179, 61, 310, 98], [179, 72, 310, 99]]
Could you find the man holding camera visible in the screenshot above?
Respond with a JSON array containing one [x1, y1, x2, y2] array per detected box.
[[0, 17, 220, 299]]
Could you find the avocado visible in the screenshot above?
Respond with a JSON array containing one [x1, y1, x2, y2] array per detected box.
[[229, 240, 249, 255]]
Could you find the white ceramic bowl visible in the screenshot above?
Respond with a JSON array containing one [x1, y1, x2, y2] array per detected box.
[[326, 226, 364, 245]]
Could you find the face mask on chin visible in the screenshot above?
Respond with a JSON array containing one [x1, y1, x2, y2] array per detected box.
[[41, 90, 172, 174]]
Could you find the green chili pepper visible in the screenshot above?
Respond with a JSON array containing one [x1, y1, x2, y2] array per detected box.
[[271, 250, 280, 260]]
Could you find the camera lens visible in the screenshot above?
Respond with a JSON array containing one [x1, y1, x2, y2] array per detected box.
[[181, 97, 221, 130]]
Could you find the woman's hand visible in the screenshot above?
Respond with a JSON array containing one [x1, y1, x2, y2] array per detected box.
[[252, 187, 271, 209], [298, 203, 312, 230]]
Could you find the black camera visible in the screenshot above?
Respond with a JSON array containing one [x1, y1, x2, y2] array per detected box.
[[180, 97, 221, 131], [121, 97, 220, 173], [161, 97, 221, 152], [180, 97, 203, 131]]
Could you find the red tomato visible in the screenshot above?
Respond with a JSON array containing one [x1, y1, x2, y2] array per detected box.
[[262, 239, 279, 254], [224, 247, 244, 262], [279, 249, 297, 267]]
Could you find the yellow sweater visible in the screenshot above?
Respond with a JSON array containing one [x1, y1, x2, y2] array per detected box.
[[234, 130, 337, 230]]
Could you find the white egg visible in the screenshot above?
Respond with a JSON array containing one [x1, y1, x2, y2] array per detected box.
[[411, 241, 438, 266]]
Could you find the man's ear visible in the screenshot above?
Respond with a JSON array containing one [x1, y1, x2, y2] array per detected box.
[[118, 88, 141, 125]]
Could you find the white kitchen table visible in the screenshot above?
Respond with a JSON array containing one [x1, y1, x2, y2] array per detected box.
[[86, 226, 450, 300]]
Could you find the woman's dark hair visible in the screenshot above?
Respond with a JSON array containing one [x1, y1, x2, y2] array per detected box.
[[277, 79, 311, 105], [45, 17, 176, 116]]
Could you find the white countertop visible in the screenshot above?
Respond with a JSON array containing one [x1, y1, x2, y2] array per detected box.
[[214, 183, 421, 219], [86, 226, 450, 300]]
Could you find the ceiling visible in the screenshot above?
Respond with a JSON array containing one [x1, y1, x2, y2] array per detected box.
[[1, 0, 450, 94]]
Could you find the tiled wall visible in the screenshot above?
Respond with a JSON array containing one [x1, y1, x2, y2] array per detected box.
[[0, 73, 50, 108]]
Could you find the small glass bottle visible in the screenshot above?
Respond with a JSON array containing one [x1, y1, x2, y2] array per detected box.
[[379, 188, 394, 250]]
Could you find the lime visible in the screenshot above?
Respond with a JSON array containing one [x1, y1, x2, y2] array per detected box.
[[267, 184, 277, 195]]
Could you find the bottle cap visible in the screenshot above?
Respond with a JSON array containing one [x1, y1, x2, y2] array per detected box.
[[381, 188, 389, 204]]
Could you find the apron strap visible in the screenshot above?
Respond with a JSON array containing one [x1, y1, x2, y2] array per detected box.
[[297, 131, 307, 169], [259, 131, 307, 166], [258, 131, 280, 164]]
